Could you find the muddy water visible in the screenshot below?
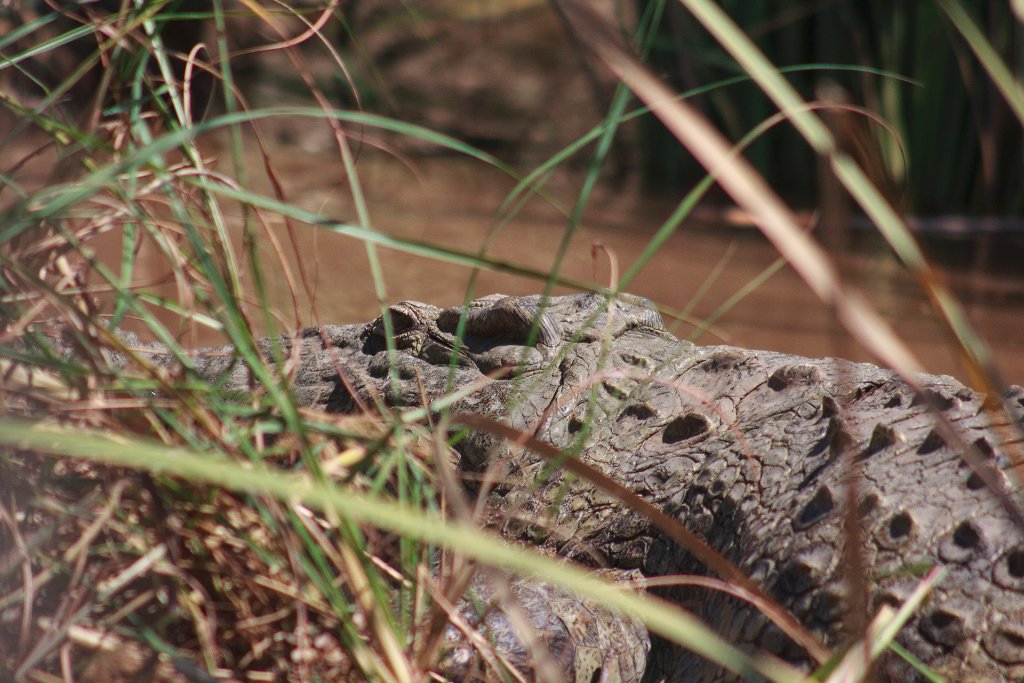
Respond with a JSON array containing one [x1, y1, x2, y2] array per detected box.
[[101, 133, 1024, 384]]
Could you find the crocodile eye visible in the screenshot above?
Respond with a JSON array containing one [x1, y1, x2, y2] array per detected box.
[[440, 297, 560, 347], [368, 302, 438, 355], [610, 294, 666, 332], [628, 302, 666, 331], [371, 302, 429, 339]]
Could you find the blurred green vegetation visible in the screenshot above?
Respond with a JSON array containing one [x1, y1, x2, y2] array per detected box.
[[641, 0, 1024, 216]]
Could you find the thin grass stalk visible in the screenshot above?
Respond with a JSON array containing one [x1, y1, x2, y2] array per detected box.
[[496, 63, 913, 232], [617, 101, 842, 293], [886, 643, 946, 683], [0, 12, 78, 53], [142, 10, 244, 303], [540, 80, 630, 296], [686, 256, 786, 343], [539, 0, 671, 301], [936, 0, 1024, 127], [337, 541, 411, 683], [281, 504, 389, 680]]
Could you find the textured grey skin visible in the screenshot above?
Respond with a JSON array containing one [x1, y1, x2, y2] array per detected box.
[[103, 293, 1024, 681]]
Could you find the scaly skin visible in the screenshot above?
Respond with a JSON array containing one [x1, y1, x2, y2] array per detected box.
[[109, 292, 1024, 681]]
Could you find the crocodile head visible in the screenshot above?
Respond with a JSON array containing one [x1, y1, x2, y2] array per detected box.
[[344, 291, 675, 422], [179, 292, 1024, 681]]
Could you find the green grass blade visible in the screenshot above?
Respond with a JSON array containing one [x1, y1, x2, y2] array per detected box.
[[935, 0, 1024, 127]]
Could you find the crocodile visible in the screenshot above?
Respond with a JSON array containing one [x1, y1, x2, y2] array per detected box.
[[46, 292, 1024, 681]]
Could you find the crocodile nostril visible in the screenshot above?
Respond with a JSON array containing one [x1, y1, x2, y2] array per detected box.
[[372, 303, 424, 338], [437, 298, 561, 349]]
